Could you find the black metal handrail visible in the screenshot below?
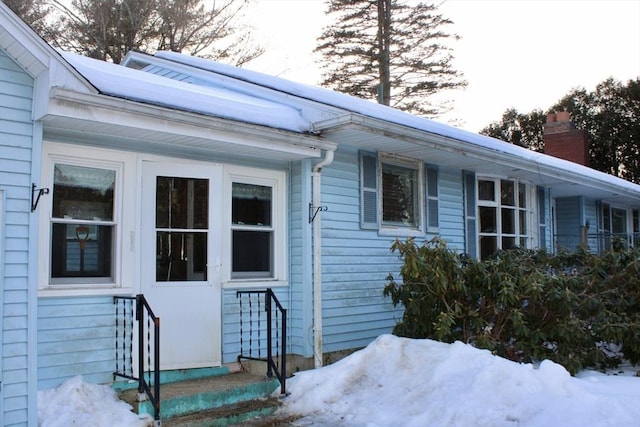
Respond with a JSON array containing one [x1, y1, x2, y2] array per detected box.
[[114, 295, 161, 423], [236, 289, 287, 395]]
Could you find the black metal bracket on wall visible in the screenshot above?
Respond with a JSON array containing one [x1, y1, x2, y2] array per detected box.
[[31, 183, 50, 212], [309, 203, 328, 223]]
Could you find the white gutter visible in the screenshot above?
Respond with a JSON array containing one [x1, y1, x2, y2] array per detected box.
[[311, 148, 335, 369]]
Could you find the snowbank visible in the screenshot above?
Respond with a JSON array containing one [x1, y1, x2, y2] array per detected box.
[[38, 376, 151, 427], [280, 334, 640, 426]]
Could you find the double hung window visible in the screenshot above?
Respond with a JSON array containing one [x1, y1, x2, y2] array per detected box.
[[50, 163, 117, 284], [226, 166, 286, 285], [360, 152, 437, 234], [231, 182, 273, 279]]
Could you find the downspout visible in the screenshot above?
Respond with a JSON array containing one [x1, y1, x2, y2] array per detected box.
[[312, 149, 335, 368]]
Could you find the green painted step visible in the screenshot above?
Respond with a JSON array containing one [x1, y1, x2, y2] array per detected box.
[[119, 371, 281, 423]]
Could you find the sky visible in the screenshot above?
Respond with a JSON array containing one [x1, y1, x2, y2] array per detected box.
[[39, 335, 640, 426], [243, 0, 640, 132]]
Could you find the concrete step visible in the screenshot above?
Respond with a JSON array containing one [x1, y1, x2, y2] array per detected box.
[[118, 371, 281, 425]]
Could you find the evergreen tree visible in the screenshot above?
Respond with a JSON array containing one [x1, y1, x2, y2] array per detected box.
[[315, 0, 466, 117], [481, 78, 640, 184]]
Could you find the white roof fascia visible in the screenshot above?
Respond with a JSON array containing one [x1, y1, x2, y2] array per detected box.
[[314, 113, 640, 200], [47, 87, 337, 157]]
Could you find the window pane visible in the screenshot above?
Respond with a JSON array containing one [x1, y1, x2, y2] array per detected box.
[[51, 223, 113, 278], [501, 180, 515, 206], [156, 232, 207, 281], [382, 162, 418, 226], [478, 180, 495, 201], [480, 236, 497, 260], [518, 183, 527, 208], [156, 177, 208, 229], [502, 237, 516, 250], [519, 210, 527, 234], [53, 164, 114, 221], [232, 230, 272, 277], [232, 183, 272, 226], [612, 208, 626, 234], [479, 206, 497, 233], [501, 208, 515, 234]]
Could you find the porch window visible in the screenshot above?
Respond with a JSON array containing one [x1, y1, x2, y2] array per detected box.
[[50, 164, 116, 283], [231, 182, 274, 279], [477, 178, 531, 260]]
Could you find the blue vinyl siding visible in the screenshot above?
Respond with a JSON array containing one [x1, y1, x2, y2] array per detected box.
[[555, 196, 582, 251], [287, 159, 312, 357], [1, 49, 34, 426], [221, 288, 290, 364], [37, 297, 116, 389], [319, 146, 403, 352], [438, 167, 465, 250]]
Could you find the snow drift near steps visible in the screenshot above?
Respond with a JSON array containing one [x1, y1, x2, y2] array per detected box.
[[278, 334, 640, 427]]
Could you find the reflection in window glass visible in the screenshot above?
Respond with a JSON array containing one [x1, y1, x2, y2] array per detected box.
[[478, 180, 495, 201], [53, 164, 114, 220], [381, 162, 419, 226], [501, 180, 515, 206], [232, 183, 271, 226], [51, 223, 113, 278], [156, 232, 207, 282], [156, 177, 208, 229]]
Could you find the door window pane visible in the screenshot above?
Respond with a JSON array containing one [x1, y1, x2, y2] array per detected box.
[[156, 232, 207, 282], [155, 176, 209, 282], [156, 177, 208, 229]]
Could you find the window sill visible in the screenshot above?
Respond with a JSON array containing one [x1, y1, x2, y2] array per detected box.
[[378, 226, 426, 238], [38, 286, 135, 298], [222, 280, 288, 290]]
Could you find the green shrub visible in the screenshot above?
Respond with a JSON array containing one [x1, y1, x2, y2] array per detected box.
[[383, 237, 640, 374]]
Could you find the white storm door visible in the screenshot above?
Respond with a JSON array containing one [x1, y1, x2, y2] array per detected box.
[[141, 161, 222, 370]]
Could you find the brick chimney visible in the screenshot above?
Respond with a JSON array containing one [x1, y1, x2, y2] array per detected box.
[[543, 112, 590, 166]]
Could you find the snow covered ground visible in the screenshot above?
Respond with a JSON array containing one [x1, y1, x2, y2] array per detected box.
[[38, 334, 640, 426], [38, 376, 152, 427]]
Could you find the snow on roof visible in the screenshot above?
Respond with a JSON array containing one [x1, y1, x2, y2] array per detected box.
[[156, 51, 640, 196], [60, 52, 311, 133], [59, 49, 639, 196]]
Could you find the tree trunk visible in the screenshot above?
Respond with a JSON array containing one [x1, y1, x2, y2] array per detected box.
[[377, 0, 391, 106]]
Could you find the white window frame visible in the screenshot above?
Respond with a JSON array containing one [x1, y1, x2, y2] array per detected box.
[[476, 176, 535, 259], [38, 142, 136, 296], [378, 153, 424, 236], [222, 165, 287, 288]]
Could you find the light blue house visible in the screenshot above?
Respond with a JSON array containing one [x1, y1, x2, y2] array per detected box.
[[2, 3, 640, 425]]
